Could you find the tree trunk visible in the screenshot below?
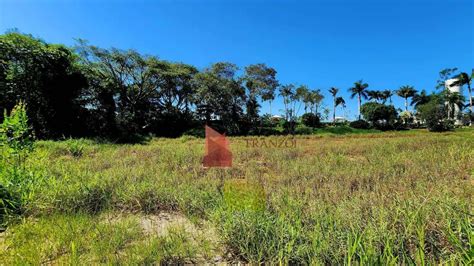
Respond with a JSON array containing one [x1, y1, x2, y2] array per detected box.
[[468, 83, 473, 114], [269, 100, 273, 126], [333, 98, 336, 125], [358, 94, 361, 120], [405, 98, 408, 111]]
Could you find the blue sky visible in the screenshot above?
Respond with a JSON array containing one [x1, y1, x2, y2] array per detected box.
[[1, 0, 472, 120]]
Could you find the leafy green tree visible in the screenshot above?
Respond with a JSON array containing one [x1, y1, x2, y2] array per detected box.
[[396, 85, 417, 111], [76, 43, 159, 137], [148, 61, 198, 136], [0, 32, 87, 138], [193, 62, 245, 134], [243, 64, 278, 125], [301, 113, 320, 128], [76, 41, 200, 137], [349, 80, 369, 120], [152, 62, 198, 115], [417, 96, 453, 132], [361, 102, 398, 130]]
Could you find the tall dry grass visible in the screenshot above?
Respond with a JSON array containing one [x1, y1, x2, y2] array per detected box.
[[1, 129, 473, 264]]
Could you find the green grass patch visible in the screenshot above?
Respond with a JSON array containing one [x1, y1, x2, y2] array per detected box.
[[1, 129, 473, 263]]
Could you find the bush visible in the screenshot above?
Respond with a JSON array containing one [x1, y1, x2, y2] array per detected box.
[[349, 120, 370, 129], [461, 113, 473, 126], [301, 113, 321, 128], [276, 120, 297, 134], [183, 127, 205, 138], [65, 139, 85, 157], [360, 102, 398, 130], [294, 125, 313, 135], [249, 127, 282, 136], [0, 101, 34, 160], [0, 101, 35, 225], [399, 111, 414, 126], [417, 101, 454, 132], [0, 184, 21, 225]]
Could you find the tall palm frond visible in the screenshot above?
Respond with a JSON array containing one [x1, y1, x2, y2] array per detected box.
[[348, 80, 369, 119], [397, 85, 417, 111]]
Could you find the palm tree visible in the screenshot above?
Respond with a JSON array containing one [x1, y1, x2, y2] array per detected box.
[[444, 91, 465, 120], [396, 85, 417, 111], [262, 90, 275, 116], [411, 90, 431, 109], [329, 87, 339, 124], [381, 90, 393, 104], [349, 80, 369, 120], [367, 90, 381, 103], [295, 85, 309, 117], [450, 70, 473, 114], [335, 96, 346, 120], [302, 89, 311, 113], [309, 89, 324, 115], [279, 84, 295, 121]]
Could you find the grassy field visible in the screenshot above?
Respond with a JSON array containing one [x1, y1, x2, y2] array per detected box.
[[1, 129, 473, 264]]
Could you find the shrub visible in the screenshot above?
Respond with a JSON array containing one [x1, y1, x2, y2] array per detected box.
[[295, 125, 313, 135], [0, 184, 21, 225], [283, 121, 297, 134], [183, 127, 205, 138], [399, 111, 414, 126], [417, 101, 454, 132], [350, 120, 370, 129], [461, 113, 473, 126], [0, 101, 35, 225], [65, 139, 85, 157], [301, 113, 321, 128], [0, 101, 34, 163], [360, 102, 398, 130], [249, 127, 282, 136]]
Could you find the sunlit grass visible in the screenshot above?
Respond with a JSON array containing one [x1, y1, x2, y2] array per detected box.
[[1, 128, 473, 264]]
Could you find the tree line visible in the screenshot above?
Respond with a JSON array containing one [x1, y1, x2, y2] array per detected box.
[[1, 32, 472, 140]]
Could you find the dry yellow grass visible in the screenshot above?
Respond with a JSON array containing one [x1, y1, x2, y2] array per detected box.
[[1, 129, 473, 264]]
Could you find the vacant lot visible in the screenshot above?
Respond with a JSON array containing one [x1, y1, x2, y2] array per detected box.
[[1, 129, 473, 264]]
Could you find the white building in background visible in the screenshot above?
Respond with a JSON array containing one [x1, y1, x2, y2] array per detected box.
[[335, 116, 347, 123], [445, 78, 464, 125], [271, 115, 283, 121]]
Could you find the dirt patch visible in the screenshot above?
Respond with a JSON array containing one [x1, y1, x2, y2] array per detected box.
[[101, 211, 233, 264], [139, 212, 208, 237]]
